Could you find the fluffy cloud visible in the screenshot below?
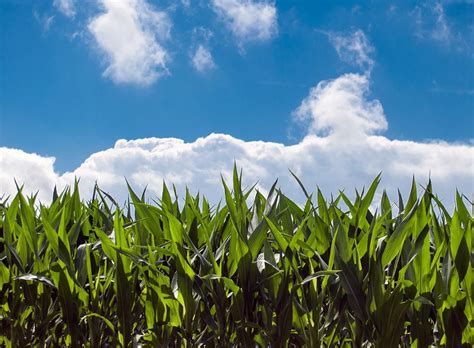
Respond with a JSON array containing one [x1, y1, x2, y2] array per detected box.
[[88, 0, 171, 86], [3, 28, 471, 208], [326, 29, 374, 72], [0, 148, 58, 202], [294, 73, 386, 140], [54, 0, 76, 18], [211, 0, 277, 44], [191, 45, 216, 73], [2, 72, 472, 210]]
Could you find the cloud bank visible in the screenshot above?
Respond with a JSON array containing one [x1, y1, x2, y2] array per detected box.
[[2, 72, 472, 209], [88, 0, 171, 86], [2, 28, 471, 209]]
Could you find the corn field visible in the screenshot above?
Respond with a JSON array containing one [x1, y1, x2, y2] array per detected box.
[[0, 170, 472, 347]]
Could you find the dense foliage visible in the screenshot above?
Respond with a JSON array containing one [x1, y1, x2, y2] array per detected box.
[[0, 170, 472, 347]]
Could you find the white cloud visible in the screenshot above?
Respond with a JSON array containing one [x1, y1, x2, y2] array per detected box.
[[2, 72, 472, 210], [88, 0, 171, 86], [191, 45, 216, 73], [326, 29, 374, 72], [54, 0, 76, 18], [4, 26, 471, 209], [294, 73, 387, 141], [211, 0, 277, 44], [0, 148, 58, 201]]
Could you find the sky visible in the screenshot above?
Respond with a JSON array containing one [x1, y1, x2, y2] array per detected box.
[[0, 0, 473, 208]]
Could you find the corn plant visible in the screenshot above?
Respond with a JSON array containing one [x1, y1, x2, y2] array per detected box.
[[0, 169, 472, 347]]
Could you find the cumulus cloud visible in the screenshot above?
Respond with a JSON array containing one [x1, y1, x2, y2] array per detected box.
[[0, 149, 59, 201], [54, 0, 76, 18], [191, 45, 216, 73], [4, 26, 471, 209], [2, 72, 472, 210], [88, 0, 171, 86], [211, 0, 278, 44], [294, 73, 386, 140], [326, 29, 374, 72]]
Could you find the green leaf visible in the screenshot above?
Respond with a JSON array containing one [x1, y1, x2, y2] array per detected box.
[[381, 203, 418, 267], [264, 216, 288, 251]]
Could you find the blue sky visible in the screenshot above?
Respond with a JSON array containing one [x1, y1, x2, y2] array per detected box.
[[1, 0, 473, 172], [0, 0, 473, 207]]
